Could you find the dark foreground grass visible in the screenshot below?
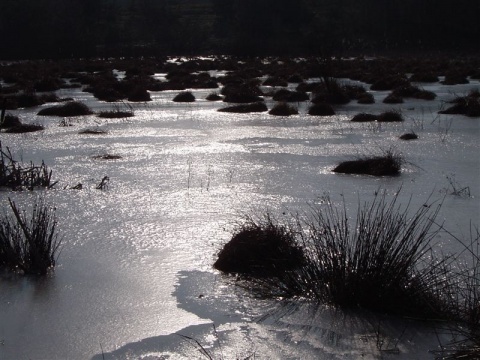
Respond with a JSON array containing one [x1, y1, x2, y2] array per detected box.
[[0, 198, 61, 275], [216, 192, 452, 320]]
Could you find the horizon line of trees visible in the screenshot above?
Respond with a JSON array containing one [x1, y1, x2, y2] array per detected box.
[[0, 0, 479, 60]]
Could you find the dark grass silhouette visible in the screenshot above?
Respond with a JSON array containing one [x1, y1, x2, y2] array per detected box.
[[38, 101, 93, 117], [0, 142, 56, 190], [351, 113, 378, 122], [400, 132, 418, 140], [217, 192, 453, 319], [214, 215, 305, 277], [333, 150, 402, 176], [0, 198, 61, 275], [218, 102, 268, 113], [269, 102, 298, 116], [378, 110, 404, 122], [173, 91, 196, 102], [439, 90, 480, 117], [308, 103, 335, 116]]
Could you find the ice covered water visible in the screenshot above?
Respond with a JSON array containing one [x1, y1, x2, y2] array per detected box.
[[0, 70, 478, 359]]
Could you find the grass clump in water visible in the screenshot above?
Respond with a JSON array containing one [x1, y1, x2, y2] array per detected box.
[[218, 102, 267, 113], [218, 192, 452, 320], [378, 110, 404, 122], [214, 215, 305, 277], [269, 102, 298, 116], [38, 101, 93, 117], [173, 91, 196, 102], [97, 103, 134, 119], [0, 142, 56, 190], [308, 103, 335, 116], [0, 198, 61, 275], [333, 150, 403, 176]]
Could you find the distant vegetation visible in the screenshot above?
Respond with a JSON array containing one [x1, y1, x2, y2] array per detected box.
[[0, 0, 478, 59]]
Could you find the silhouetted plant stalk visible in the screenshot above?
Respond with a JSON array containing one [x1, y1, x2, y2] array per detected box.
[[0, 198, 61, 275], [0, 141, 57, 190]]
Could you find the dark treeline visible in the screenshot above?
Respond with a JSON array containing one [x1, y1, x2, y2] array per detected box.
[[0, 0, 478, 59]]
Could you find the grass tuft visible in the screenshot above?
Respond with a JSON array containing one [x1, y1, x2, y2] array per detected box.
[[173, 91, 196, 102], [269, 102, 298, 116], [333, 149, 403, 176], [218, 191, 453, 320], [0, 142, 56, 190], [308, 103, 335, 116], [399, 132, 418, 140], [0, 198, 61, 275], [38, 101, 93, 117], [218, 102, 267, 113], [378, 110, 404, 122], [214, 214, 305, 277]]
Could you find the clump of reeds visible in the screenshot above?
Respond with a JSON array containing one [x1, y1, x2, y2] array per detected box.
[[0, 142, 56, 190], [269, 102, 298, 116], [308, 103, 335, 116], [383, 94, 404, 104], [38, 101, 93, 117], [97, 103, 134, 119], [439, 90, 480, 118], [92, 154, 122, 160], [206, 92, 222, 101], [272, 89, 309, 102], [173, 91, 196, 102], [1, 113, 22, 128], [263, 76, 288, 87], [410, 72, 439, 83], [391, 84, 436, 100], [357, 93, 375, 104], [126, 87, 151, 102], [378, 110, 404, 122], [78, 128, 108, 135], [218, 102, 267, 113], [399, 132, 418, 140], [333, 149, 403, 176], [0, 198, 61, 275], [311, 78, 351, 105], [220, 191, 451, 319], [351, 113, 378, 122], [0, 114, 44, 133], [442, 72, 469, 85], [3, 124, 44, 134], [221, 83, 264, 103], [214, 214, 305, 277], [370, 75, 409, 91]]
